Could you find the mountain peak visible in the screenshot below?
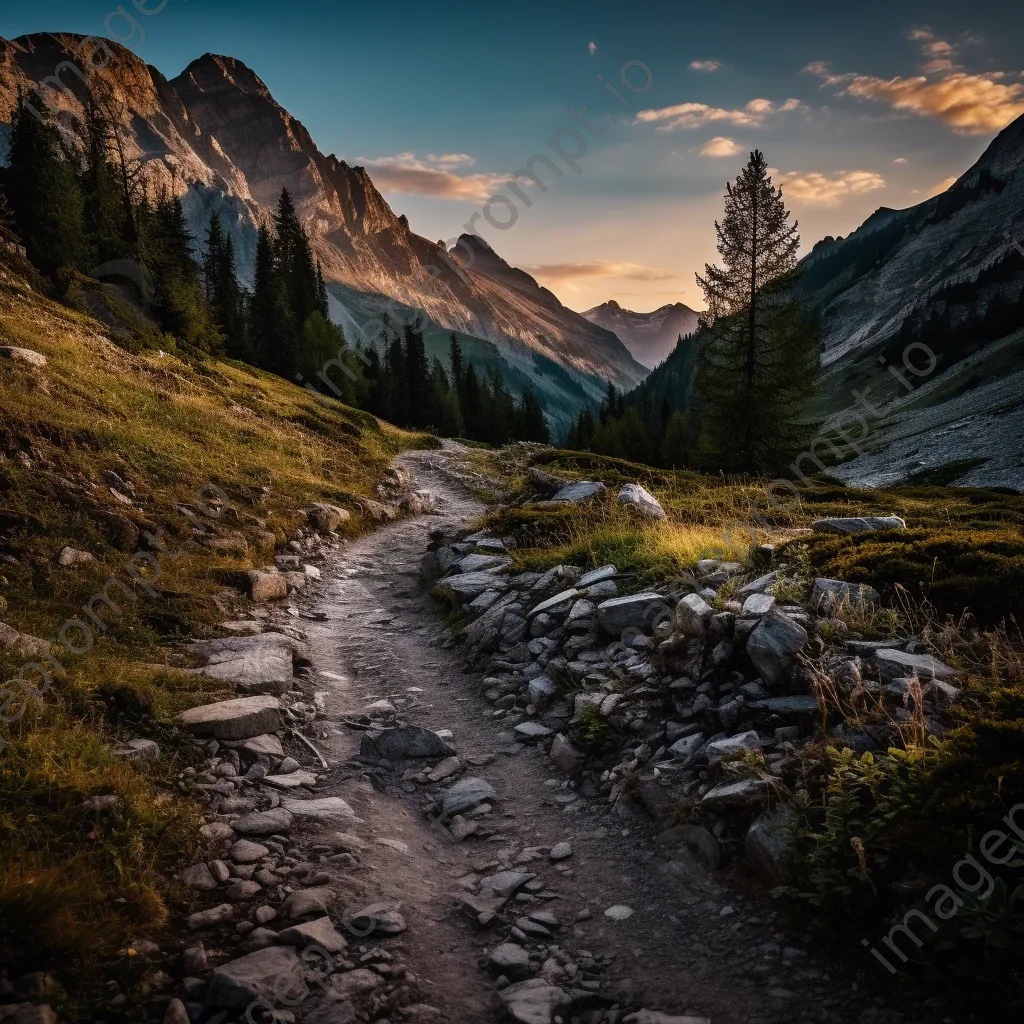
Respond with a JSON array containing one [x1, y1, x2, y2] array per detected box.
[[583, 299, 701, 369]]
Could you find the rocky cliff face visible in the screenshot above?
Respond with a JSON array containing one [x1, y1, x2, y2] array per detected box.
[[0, 33, 646, 431], [796, 113, 1024, 489], [582, 299, 701, 369]]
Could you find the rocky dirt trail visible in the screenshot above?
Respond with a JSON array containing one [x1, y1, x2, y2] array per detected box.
[[272, 445, 927, 1024]]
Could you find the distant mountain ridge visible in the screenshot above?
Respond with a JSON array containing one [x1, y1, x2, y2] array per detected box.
[[582, 299, 701, 369], [0, 33, 647, 435], [795, 111, 1024, 490]]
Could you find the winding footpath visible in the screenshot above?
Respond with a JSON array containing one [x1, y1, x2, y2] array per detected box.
[[267, 445, 926, 1024]]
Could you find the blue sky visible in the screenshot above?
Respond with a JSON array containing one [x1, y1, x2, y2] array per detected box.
[[4, 0, 1023, 310]]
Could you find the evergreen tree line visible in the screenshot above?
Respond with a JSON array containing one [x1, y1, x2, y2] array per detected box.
[[357, 329, 548, 444], [0, 90, 549, 446]]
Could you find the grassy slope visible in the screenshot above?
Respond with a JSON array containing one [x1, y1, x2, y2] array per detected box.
[[476, 448, 1024, 624], [0, 254, 428, 1010]]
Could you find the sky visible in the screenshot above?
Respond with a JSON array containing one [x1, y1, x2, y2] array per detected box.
[[4, 0, 1024, 312]]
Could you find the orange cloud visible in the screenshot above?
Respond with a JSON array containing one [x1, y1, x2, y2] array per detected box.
[[355, 153, 504, 200], [777, 169, 887, 205], [522, 261, 678, 285], [700, 136, 742, 157], [636, 97, 804, 131], [842, 72, 1024, 133]]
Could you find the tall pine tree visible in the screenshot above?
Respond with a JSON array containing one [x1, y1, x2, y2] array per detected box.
[[693, 150, 818, 473]]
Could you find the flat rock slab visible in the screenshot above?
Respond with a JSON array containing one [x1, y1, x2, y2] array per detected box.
[[514, 721, 553, 742], [360, 726, 454, 760], [278, 916, 347, 952], [177, 696, 282, 740], [434, 571, 509, 605], [749, 695, 819, 720], [874, 648, 958, 681], [701, 778, 771, 814], [488, 942, 531, 980], [578, 564, 617, 587], [233, 807, 294, 835], [456, 553, 513, 573], [280, 887, 334, 920], [499, 979, 571, 1024], [263, 770, 318, 789], [206, 946, 307, 1008], [597, 592, 667, 635], [529, 588, 580, 619], [812, 516, 906, 535], [239, 734, 284, 758], [551, 480, 606, 503], [280, 797, 357, 821]]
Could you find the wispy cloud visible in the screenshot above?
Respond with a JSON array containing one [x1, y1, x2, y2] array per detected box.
[[522, 260, 678, 285], [700, 136, 742, 157], [588, 40, 597, 55], [354, 152, 504, 200], [777, 169, 887, 205], [805, 31, 1024, 134], [426, 152, 476, 166], [894, 157, 908, 164], [636, 97, 805, 132], [690, 60, 722, 72]]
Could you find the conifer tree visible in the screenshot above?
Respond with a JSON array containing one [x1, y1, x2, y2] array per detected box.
[[249, 222, 292, 372], [693, 150, 818, 473], [448, 333, 465, 397], [403, 324, 430, 428], [5, 91, 86, 275], [515, 387, 549, 443], [461, 363, 483, 437], [203, 214, 246, 357]]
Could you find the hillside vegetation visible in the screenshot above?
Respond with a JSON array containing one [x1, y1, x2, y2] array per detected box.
[[0, 246, 426, 1005]]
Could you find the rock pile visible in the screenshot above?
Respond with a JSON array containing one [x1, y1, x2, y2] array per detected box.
[[427, 521, 959, 882]]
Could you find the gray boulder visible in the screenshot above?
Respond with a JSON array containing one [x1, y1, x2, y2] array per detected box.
[[746, 609, 808, 686], [597, 592, 667, 634], [618, 483, 666, 519], [704, 731, 763, 763], [434, 571, 510, 605], [550, 481, 606, 503], [443, 776, 497, 815], [735, 572, 778, 600], [701, 778, 771, 813], [578, 564, 617, 587], [205, 946, 307, 1008], [500, 979, 571, 1023], [875, 648, 958, 682], [232, 807, 294, 835], [0, 345, 47, 367], [527, 675, 558, 710], [360, 726, 454, 759], [675, 593, 714, 636], [488, 942, 532, 980], [177, 696, 281, 740], [812, 516, 906, 535], [278, 916, 347, 952]]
